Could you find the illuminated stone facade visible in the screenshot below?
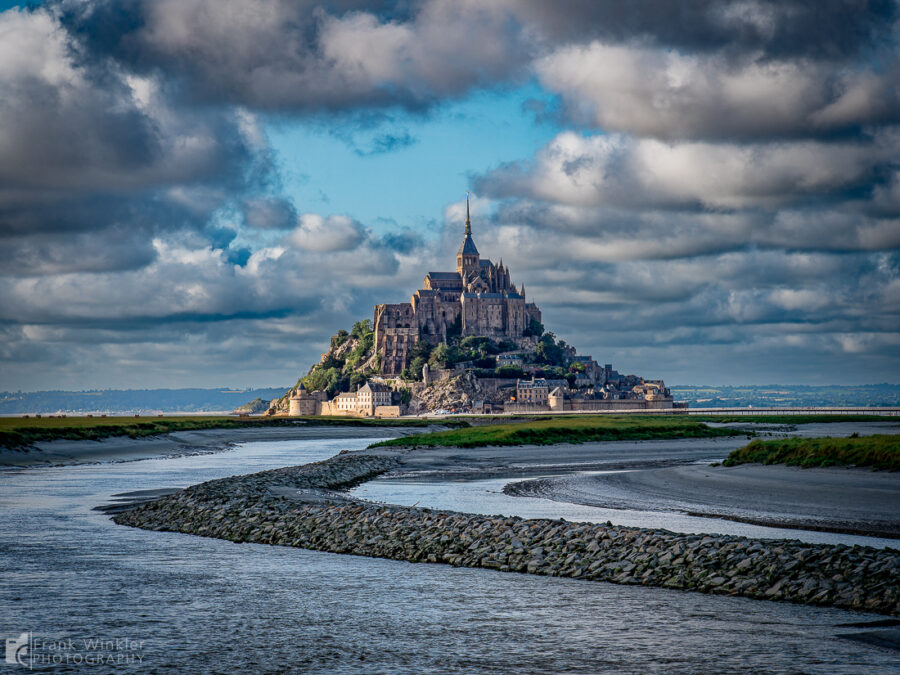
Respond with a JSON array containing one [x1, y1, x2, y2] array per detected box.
[[374, 198, 541, 376]]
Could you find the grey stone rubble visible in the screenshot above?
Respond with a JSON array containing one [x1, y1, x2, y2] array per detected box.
[[112, 452, 900, 616]]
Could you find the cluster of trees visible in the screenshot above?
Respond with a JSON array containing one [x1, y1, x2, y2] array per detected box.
[[399, 330, 575, 382], [465, 366, 575, 383], [400, 339, 434, 382], [401, 335, 514, 380], [524, 317, 544, 337], [534, 332, 572, 367], [301, 320, 377, 396], [300, 314, 584, 393]]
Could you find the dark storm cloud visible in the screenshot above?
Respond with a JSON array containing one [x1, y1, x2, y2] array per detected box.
[[58, 0, 898, 116], [0, 228, 158, 277], [512, 0, 897, 60], [59, 0, 532, 111], [535, 44, 900, 140], [0, 10, 259, 199], [476, 132, 898, 213], [0, 5, 279, 281]]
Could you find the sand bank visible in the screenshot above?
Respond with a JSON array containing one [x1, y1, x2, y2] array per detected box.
[[505, 464, 900, 538], [0, 425, 428, 468], [388, 436, 750, 479]]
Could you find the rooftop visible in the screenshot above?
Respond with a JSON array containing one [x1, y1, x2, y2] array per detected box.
[[457, 233, 479, 256], [360, 382, 390, 393]]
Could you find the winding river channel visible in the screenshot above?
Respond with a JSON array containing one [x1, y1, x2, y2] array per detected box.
[[1, 432, 898, 673]]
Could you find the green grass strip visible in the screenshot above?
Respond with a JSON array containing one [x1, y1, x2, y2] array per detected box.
[[368, 415, 742, 449], [723, 435, 900, 470], [0, 415, 465, 450]]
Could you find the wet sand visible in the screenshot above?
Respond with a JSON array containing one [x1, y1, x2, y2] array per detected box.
[[385, 421, 900, 539], [387, 421, 899, 480], [390, 436, 751, 479], [505, 464, 900, 539], [0, 426, 427, 468]]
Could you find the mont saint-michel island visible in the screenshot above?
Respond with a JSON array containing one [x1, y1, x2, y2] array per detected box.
[[265, 198, 676, 419], [3, 2, 900, 673]]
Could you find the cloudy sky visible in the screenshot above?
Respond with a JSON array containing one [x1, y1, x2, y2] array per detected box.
[[1, 0, 898, 390]]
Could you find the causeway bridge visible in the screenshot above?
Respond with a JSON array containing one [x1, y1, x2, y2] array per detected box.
[[680, 407, 900, 416], [461, 406, 900, 417]]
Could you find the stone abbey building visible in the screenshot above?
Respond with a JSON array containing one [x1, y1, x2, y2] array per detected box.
[[374, 197, 542, 376]]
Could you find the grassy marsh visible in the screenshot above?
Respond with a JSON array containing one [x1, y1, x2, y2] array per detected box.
[[0, 415, 459, 450], [724, 435, 900, 470], [368, 415, 743, 449]]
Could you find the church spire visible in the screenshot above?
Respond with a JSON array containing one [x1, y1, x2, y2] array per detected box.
[[457, 190, 479, 275], [465, 191, 471, 236]]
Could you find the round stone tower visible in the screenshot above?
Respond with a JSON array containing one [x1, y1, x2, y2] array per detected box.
[[288, 385, 304, 416]]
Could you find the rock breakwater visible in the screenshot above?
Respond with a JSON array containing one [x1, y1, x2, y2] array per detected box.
[[113, 453, 900, 616]]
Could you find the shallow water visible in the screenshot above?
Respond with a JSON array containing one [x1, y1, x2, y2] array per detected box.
[[353, 470, 898, 549], [1, 435, 898, 673]]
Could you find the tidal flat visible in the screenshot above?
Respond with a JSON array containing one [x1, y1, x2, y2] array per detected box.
[[113, 422, 900, 617], [5, 427, 900, 672]]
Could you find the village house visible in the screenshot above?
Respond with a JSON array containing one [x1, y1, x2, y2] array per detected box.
[[356, 382, 392, 415], [517, 377, 550, 405], [497, 353, 525, 368]]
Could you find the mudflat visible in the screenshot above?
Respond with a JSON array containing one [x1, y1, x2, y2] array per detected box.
[[391, 436, 751, 479], [0, 426, 426, 467], [506, 463, 900, 538], [386, 420, 899, 477]]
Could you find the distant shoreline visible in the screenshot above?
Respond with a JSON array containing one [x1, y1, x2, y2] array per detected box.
[[0, 423, 442, 468], [4, 383, 898, 416], [0, 415, 458, 454]]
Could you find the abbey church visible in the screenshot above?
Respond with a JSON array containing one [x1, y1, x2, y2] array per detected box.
[[374, 197, 542, 375]]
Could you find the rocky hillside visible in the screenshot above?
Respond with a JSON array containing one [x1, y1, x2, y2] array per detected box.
[[232, 398, 270, 414], [265, 320, 379, 414], [406, 371, 515, 414], [261, 318, 583, 415]]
